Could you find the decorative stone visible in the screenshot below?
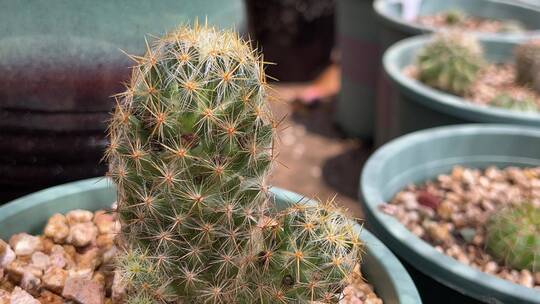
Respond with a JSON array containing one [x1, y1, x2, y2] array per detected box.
[[10, 286, 40, 304], [0, 240, 15, 268], [111, 271, 126, 303], [37, 290, 64, 304], [20, 272, 41, 296], [42, 267, 67, 294], [417, 191, 441, 209], [76, 247, 101, 272], [66, 223, 98, 247], [31, 251, 50, 270], [66, 210, 94, 225], [44, 214, 70, 243], [0, 289, 10, 304], [62, 277, 104, 304], [93, 211, 118, 235], [5, 260, 42, 283], [8, 233, 43, 256]]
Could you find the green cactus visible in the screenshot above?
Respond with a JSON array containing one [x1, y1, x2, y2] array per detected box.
[[107, 23, 362, 303], [417, 32, 485, 96], [490, 94, 538, 112], [443, 10, 466, 26], [515, 39, 540, 94], [486, 203, 540, 272]]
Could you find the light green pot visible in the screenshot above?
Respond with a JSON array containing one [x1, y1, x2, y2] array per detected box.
[[381, 34, 540, 144], [0, 178, 421, 304], [361, 124, 540, 303]]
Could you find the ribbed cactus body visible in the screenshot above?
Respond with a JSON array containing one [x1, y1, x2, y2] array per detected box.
[[486, 203, 540, 272], [417, 32, 485, 96], [107, 24, 362, 303], [515, 39, 540, 94]]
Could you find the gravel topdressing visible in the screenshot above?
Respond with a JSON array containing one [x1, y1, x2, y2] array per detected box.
[[381, 166, 540, 289], [0, 208, 383, 303], [415, 13, 526, 33]]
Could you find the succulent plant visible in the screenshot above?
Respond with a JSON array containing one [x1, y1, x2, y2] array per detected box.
[[490, 94, 538, 112], [443, 10, 466, 26], [417, 32, 485, 96], [515, 39, 540, 93], [106, 23, 362, 303], [486, 203, 540, 272]]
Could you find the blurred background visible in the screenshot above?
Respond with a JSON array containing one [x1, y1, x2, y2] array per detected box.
[[0, 0, 539, 216]]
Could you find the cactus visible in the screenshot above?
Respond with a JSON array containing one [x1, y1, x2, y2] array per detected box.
[[486, 203, 540, 272], [417, 32, 485, 96], [490, 94, 538, 112], [107, 23, 362, 303], [515, 39, 540, 94], [443, 10, 466, 26]]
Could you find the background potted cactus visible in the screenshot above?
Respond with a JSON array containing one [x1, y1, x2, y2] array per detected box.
[[0, 24, 421, 303], [360, 124, 540, 303], [380, 32, 540, 144]]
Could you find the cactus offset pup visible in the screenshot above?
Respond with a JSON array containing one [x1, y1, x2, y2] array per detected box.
[[106, 24, 362, 303], [486, 203, 540, 272]]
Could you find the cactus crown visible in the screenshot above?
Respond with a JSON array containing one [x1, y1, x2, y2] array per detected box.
[[486, 203, 540, 272], [443, 10, 466, 26], [106, 23, 362, 303], [417, 32, 485, 96]]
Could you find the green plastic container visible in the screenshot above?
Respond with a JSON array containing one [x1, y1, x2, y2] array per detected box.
[[372, 0, 540, 146], [335, 0, 380, 139], [0, 178, 421, 304], [360, 124, 540, 303], [381, 34, 540, 144]]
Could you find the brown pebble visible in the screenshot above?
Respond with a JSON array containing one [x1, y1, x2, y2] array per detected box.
[[44, 214, 70, 243], [42, 267, 67, 294], [62, 277, 104, 304]]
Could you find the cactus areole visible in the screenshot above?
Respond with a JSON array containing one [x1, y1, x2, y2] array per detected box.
[[106, 24, 362, 303]]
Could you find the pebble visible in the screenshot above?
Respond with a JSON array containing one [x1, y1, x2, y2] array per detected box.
[[66, 210, 94, 225], [10, 287, 39, 304], [0, 241, 15, 268], [42, 267, 67, 294], [44, 214, 70, 243], [8, 234, 42, 256], [62, 277, 104, 304], [66, 222, 98, 247]]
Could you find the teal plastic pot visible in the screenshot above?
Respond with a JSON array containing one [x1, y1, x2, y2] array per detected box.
[[0, 178, 421, 304], [335, 0, 380, 139], [381, 34, 540, 145], [374, 0, 540, 49], [360, 124, 540, 304], [372, 0, 540, 146]]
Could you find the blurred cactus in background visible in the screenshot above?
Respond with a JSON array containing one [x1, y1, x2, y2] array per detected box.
[[417, 32, 485, 96], [486, 203, 540, 272], [490, 94, 538, 112], [515, 39, 540, 93], [107, 23, 362, 303]]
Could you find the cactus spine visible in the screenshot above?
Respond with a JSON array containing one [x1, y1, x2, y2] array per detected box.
[[486, 203, 540, 272], [417, 32, 485, 96], [107, 23, 362, 303]]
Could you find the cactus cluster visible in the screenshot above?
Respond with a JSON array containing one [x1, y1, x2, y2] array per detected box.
[[442, 10, 466, 26], [490, 94, 538, 112], [417, 32, 485, 96], [106, 23, 362, 303], [515, 39, 540, 94], [486, 203, 540, 272]]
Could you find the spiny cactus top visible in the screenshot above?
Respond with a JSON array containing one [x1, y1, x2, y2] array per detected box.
[[107, 24, 362, 303], [486, 203, 540, 272], [417, 32, 485, 96]]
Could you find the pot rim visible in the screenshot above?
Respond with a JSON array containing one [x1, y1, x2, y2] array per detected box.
[[360, 124, 540, 303], [383, 34, 540, 125], [0, 178, 422, 304], [373, 0, 540, 40]]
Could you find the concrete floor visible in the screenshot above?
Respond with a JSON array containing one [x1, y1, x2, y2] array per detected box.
[[268, 82, 372, 218]]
